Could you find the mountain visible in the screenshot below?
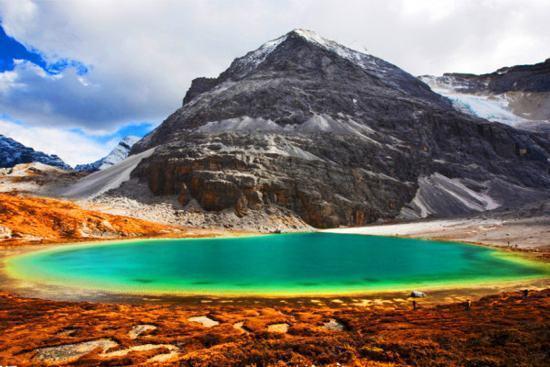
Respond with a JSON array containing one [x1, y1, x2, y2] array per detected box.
[[118, 29, 550, 228], [0, 134, 71, 170], [420, 59, 550, 132], [75, 136, 140, 172]]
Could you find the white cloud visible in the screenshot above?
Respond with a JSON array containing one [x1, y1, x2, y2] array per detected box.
[[0, 119, 115, 166], [0, 0, 549, 143], [0, 59, 165, 131]]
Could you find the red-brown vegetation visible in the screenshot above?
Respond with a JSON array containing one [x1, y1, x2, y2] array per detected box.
[[0, 289, 548, 366], [0, 193, 179, 245]]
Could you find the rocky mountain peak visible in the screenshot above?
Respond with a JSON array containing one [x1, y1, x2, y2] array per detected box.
[[228, 28, 402, 80], [123, 31, 550, 228], [181, 29, 442, 109], [142, 29, 450, 152]]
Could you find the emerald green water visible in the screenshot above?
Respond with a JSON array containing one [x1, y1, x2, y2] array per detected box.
[[6, 233, 549, 296]]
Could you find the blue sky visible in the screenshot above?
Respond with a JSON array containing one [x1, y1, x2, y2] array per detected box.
[[1, 0, 549, 166], [0, 22, 156, 165], [0, 25, 88, 75]]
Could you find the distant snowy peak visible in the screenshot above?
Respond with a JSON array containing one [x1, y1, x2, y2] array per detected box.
[[0, 134, 71, 170], [75, 136, 139, 172], [103, 136, 140, 166]]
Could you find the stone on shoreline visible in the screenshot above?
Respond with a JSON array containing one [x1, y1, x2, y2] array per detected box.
[[410, 290, 427, 298]]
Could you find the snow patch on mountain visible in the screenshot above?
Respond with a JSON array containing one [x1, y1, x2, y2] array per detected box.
[[75, 136, 139, 172], [234, 29, 410, 86], [293, 29, 391, 76], [425, 84, 526, 127], [419, 75, 544, 128], [234, 35, 288, 73]]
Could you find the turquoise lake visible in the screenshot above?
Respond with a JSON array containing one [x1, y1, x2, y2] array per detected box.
[[6, 233, 548, 296]]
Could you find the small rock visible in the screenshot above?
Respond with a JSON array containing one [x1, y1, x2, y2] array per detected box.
[[188, 316, 219, 328], [0, 225, 12, 239], [323, 318, 345, 331], [410, 290, 427, 298], [267, 323, 289, 333], [101, 343, 178, 359], [147, 350, 179, 363], [233, 321, 247, 332], [33, 339, 118, 365]]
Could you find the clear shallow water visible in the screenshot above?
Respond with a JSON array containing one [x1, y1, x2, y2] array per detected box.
[[6, 233, 549, 296]]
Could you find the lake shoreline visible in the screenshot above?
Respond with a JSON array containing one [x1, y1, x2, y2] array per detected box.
[[323, 215, 550, 254], [1, 231, 548, 304]]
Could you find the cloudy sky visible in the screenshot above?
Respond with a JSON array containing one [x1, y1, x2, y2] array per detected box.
[[0, 0, 549, 165]]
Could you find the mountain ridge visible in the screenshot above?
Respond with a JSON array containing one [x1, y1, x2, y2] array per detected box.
[[0, 134, 71, 170]]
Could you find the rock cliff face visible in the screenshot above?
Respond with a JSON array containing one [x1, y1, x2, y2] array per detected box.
[[129, 29, 550, 228], [420, 59, 550, 132], [0, 134, 71, 170]]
